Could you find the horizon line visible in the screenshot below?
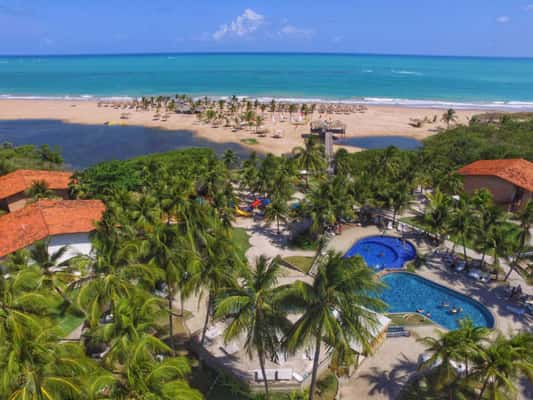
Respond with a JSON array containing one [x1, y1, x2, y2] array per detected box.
[[1, 50, 533, 60]]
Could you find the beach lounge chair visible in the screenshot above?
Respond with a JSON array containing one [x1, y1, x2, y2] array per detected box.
[[254, 369, 276, 382], [292, 372, 304, 383], [506, 305, 526, 316], [276, 369, 293, 381], [220, 342, 240, 355], [205, 324, 224, 340], [454, 261, 466, 272], [386, 330, 410, 338]]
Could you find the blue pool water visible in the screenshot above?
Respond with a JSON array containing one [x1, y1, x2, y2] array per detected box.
[[380, 273, 494, 329], [345, 235, 416, 270]]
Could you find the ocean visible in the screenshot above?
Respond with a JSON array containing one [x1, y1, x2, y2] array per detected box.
[[1, 53, 533, 110]]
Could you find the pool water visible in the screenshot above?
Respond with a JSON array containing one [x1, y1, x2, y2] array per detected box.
[[380, 273, 494, 329], [344, 235, 416, 270]]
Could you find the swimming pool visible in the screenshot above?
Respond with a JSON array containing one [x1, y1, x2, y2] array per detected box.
[[380, 273, 494, 330], [344, 235, 416, 270]]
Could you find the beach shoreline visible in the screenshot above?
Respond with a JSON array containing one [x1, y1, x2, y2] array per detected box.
[[0, 99, 486, 155]]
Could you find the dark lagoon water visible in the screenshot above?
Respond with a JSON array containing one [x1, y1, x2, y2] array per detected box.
[[336, 135, 422, 150], [0, 120, 250, 169]]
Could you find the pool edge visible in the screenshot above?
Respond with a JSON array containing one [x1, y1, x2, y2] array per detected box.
[[379, 271, 496, 330]]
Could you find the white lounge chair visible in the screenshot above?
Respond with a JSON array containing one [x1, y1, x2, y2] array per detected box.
[[254, 369, 276, 381], [277, 369, 293, 381], [220, 342, 240, 355], [205, 324, 224, 340], [292, 372, 304, 383]]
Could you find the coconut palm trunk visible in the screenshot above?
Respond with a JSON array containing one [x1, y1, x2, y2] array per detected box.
[[200, 292, 211, 345], [167, 281, 175, 351], [258, 349, 270, 399], [308, 321, 324, 400]]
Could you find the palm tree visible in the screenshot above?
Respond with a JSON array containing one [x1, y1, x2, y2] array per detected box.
[[288, 104, 298, 121], [25, 179, 55, 200], [454, 319, 490, 376], [449, 196, 474, 262], [505, 200, 533, 280], [264, 197, 289, 234], [424, 188, 452, 244], [106, 335, 202, 400], [418, 328, 466, 391], [474, 203, 504, 267], [255, 114, 264, 133], [138, 222, 195, 350], [304, 176, 355, 235], [475, 334, 533, 400], [386, 180, 412, 227], [280, 252, 386, 400], [243, 110, 256, 130], [0, 311, 103, 400], [441, 108, 458, 129], [292, 137, 325, 188], [222, 149, 239, 169], [195, 228, 241, 345], [214, 256, 292, 399], [10, 241, 77, 312]]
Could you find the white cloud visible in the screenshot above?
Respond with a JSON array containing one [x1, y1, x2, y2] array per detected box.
[[496, 16, 510, 23], [279, 25, 314, 38], [213, 9, 265, 40]]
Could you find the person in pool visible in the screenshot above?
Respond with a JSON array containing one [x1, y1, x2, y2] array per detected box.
[[426, 312, 431, 318], [416, 308, 424, 314], [441, 301, 449, 308]]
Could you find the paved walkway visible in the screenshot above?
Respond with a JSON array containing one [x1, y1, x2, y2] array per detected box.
[[338, 326, 437, 400]]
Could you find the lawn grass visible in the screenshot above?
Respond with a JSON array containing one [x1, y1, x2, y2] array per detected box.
[[53, 313, 85, 337], [233, 227, 252, 261], [386, 313, 433, 327], [282, 256, 315, 274], [240, 138, 259, 145]]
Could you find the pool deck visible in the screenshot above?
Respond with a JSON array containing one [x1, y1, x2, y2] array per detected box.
[[328, 224, 532, 399], [183, 219, 531, 399], [328, 224, 531, 334]]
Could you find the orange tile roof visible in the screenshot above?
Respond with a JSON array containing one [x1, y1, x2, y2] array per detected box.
[[0, 169, 73, 200], [0, 199, 105, 258], [457, 159, 533, 192]]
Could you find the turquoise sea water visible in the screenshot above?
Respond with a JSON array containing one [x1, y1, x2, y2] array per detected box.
[[1, 53, 533, 109]]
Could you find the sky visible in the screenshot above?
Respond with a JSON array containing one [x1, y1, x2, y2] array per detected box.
[[1, 0, 532, 57]]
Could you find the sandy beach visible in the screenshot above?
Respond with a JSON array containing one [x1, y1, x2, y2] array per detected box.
[[0, 99, 482, 155]]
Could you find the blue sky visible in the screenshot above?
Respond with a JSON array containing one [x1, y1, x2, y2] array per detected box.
[[1, 0, 532, 57]]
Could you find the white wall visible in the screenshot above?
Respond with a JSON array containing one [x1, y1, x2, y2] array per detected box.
[[48, 232, 93, 263]]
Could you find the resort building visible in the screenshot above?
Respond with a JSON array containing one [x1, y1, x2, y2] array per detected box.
[[0, 169, 73, 212], [0, 199, 105, 264], [458, 158, 533, 211]]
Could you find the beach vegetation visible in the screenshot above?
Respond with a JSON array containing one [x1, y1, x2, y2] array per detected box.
[[402, 322, 533, 400], [0, 142, 64, 173]]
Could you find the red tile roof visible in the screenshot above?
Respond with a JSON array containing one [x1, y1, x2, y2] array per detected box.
[[457, 159, 533, 192], [0, 169, 73, 200], [0, 199, 105, 258]]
